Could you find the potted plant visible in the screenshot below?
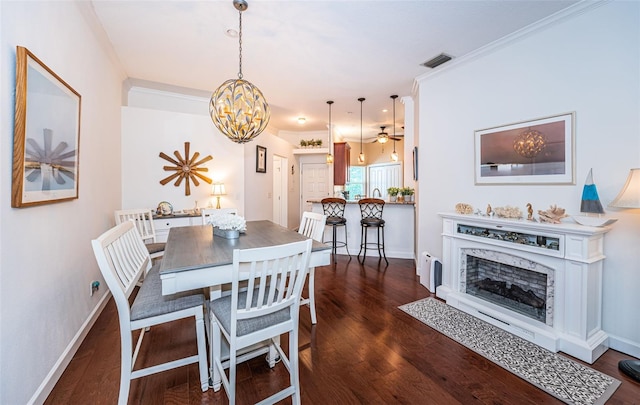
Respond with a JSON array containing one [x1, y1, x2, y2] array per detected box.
[[315, 139, 323, 147], [387, 187, 399, 202], [401, 187, 415, 203], [300, 139, 308, 148]]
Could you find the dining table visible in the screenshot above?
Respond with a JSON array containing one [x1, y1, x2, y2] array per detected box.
[[159, 220, 331, 385], [159, 219, 331, 298]]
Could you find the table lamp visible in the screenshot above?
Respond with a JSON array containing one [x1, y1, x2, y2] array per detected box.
[[608, 168, 640, 383], [211, 183, 226, 209]]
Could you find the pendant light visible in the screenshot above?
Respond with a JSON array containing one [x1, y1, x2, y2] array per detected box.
[[209, 0, 270, 144], [326, 100, 334, 164], [390, 95, 399, 161], [358, 97, 365, 164]]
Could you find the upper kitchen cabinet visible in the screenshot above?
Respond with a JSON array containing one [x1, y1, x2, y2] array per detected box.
[[333, 142, 350, 185]]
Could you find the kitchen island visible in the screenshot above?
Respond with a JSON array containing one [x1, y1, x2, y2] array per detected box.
[[308, 200, 415, 259]]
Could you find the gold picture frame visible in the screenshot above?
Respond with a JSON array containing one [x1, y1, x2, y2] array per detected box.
[[12, 46, 81, 207]]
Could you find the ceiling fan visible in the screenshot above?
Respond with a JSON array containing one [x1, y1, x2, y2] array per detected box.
[[371, 126, 403, 143]]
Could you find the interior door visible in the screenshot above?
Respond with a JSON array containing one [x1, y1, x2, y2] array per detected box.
[[301, 163, 329, 214], [368, 162, 402, 200], [272, 155, 288, 227]]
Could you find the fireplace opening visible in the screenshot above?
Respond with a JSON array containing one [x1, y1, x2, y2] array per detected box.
[[465, 255, 547, 323]]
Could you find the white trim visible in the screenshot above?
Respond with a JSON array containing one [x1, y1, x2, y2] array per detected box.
[[608, 334, 640, 360], [28, 292, 111, 405]]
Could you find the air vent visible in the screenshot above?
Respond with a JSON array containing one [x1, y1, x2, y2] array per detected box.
[[422, 53, 452, 69]]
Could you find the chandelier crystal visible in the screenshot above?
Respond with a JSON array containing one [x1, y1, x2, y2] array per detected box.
[[210, 0, 270, 144], [513, 128, 546, 158]]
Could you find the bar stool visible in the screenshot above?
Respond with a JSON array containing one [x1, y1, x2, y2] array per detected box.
[[321, 197, 350, 256], [357, 198, 388, 265]]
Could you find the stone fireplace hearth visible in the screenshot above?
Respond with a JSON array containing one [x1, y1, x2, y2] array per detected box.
[[437, 212, 613, 364]]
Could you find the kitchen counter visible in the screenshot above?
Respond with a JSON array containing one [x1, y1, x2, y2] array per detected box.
[[309, 200, 415, 259]]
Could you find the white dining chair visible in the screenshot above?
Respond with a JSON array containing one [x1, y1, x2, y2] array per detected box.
[[209, 239, 312, 405], [297, 211, 326, 324], [201, 207, 239, 225], [91, 221, 209, 405], [114, 208, 165, 261]]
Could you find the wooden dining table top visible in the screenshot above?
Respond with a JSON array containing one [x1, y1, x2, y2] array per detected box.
[[159, 220, 331, 275]]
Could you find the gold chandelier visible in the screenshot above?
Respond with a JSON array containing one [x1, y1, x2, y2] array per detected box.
[[209, 0, 270, 144], [513, 128, 546, 158]]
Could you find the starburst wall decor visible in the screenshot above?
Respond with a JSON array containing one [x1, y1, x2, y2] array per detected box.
[[159, 142, 213, 196]]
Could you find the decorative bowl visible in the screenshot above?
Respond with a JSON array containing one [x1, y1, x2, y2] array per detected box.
[[572, 215, 617, 227]]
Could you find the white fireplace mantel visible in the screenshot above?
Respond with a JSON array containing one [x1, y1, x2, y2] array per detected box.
[[437, 212, 613, 364]]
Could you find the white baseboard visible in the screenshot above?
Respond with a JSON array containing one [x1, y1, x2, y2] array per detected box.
[[28, 292, 111, 405], [608, 333, 640, 359]]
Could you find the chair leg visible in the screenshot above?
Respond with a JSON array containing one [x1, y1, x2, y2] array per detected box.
[[380, 225, 389, 265], [343, 224, 351, 256], [308, 267, 317, 324], [118, 331, 133, 405], [332, 224, 338, 254], [195, 311, 209, 392], [228, 349, 237, 405], [210, 314, 222, 392], [289, 326, 301, 405]]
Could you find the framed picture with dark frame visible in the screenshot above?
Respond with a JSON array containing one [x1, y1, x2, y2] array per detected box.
[[412, 146, 418, 181], [474, 112, 575, 185], [12, 46, 82, 207], [256, 145, 267, 173]]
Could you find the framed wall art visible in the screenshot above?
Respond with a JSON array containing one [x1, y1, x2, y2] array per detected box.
[[474, 112, 575, 185], [256, 145, 267, 173], [12, 46, 81, 207], [412, 146, 418, 181]]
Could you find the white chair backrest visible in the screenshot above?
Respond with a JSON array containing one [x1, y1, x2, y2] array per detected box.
[[92, 221, 152, 321], [114, 209, 158, 244], [230, 239, 312, 331], [201, 208, 239, 225], [298, 211, 326, 242]]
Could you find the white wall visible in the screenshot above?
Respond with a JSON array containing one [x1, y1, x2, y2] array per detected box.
[[415, 1, 640, 357], [243, 132, 299, 228], [125, 86, 300, 228], [0, 2, 124, 404], [121, 105, 245, 214]]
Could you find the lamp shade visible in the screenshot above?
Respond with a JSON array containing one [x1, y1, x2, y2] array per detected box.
[[212, 183, 227, 196], [609, 168, 640, 208]]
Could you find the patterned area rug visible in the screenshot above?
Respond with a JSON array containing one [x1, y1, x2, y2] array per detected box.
[[399, 298, 620, 405]]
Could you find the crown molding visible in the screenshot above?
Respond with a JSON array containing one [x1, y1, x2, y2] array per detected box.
[[415, 0, 609, 84]]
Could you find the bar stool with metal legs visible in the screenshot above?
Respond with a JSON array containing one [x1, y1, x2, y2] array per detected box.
[[321, 197, 350, 256], [357, 198, 388, 265]]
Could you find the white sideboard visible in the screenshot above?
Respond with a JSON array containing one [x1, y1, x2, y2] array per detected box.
[[153, 214, 201, 242]]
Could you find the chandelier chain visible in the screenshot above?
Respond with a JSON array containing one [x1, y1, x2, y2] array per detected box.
[[238, 10, 243, 79]]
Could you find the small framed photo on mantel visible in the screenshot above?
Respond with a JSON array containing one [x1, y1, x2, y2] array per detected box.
[[256, 145, 267, 173]]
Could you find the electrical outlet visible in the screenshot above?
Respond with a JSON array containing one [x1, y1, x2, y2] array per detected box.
[[90, 281, 100, 296]]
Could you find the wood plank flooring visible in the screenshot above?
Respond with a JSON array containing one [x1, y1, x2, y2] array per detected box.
[[46, 255, 640, 404]]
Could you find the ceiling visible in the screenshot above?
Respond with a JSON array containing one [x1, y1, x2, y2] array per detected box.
[[89, 0, 579, 142]]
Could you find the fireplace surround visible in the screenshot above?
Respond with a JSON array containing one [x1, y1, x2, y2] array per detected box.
[[437, 212, 612, 363]]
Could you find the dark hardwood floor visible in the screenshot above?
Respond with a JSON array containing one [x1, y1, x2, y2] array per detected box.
[[46, 255, 640, 404]]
